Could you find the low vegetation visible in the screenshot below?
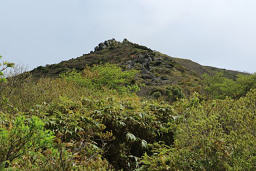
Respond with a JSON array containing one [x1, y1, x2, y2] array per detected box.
[[1, 50, 256, 171], [203, 72, 256, 99]]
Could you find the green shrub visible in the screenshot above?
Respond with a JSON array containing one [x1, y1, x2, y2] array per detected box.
[[203, 72, 256, 99], [27, 92, 176, 170], [0, 55, 14, 82], [203, 72, 236, 99], [0, 115, 55, 168], [166, 85, 184, 101], [152, 91, 162, 99], [61, 63, 140, 93], [0, 77, 89, 113], [235, 73, 256, 98], [4, 60, 256, 170], [141, 91, 256, 170]]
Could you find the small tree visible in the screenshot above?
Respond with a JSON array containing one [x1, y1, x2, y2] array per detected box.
[[0, 55, 14, 82]]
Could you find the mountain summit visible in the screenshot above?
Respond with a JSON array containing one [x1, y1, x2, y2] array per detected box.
[[31, 39, 245, 99]]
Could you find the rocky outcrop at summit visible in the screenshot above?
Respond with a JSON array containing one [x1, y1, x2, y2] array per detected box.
[[94, 39, 120, 52]]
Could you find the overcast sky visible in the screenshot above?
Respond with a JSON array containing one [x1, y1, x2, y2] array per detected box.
[[0, 0, 256, 73]]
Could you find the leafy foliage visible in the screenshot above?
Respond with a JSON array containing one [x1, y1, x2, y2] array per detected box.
[[203, 72, 256, 99], [1, 60, 256, 170], [0, 115, 54, 168], [0, 56, 14, 82], [141, 91, 256, 170], [61, 63, 140, 93]]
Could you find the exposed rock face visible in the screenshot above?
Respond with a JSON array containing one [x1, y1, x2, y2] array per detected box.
[[125, 53, 154, 71], [94, 38, 120, 51], [122, 38, 129, 43]]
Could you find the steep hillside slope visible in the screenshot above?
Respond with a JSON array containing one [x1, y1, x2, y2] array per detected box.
[[30, 39, 245, 99], [172, 57, 245, 80]]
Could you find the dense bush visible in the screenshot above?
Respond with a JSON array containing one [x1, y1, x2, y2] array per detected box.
[[0, 76, 88, 112], [140, 91, 256, 170], [27, 93, 176, 170], [0, 115, 54, 168], [1, 63, 256, 170], [61, 63, 140, 93], [166, 85, 184, 101], [150, 85, 185, 102], [0, 64, 175, 170], [203, 72, 256, 99]]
